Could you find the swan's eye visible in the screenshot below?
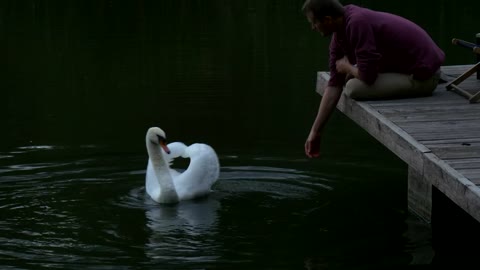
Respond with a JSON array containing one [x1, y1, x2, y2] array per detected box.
[[156, 135, 166, 144]]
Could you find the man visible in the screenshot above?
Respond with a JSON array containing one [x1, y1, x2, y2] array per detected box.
[[302, 0, 445, 158]]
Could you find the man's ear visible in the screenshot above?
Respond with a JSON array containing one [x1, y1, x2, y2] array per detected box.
[[322, 16, 333, 25]]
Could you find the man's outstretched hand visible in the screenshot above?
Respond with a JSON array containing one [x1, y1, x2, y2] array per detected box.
[[305, 132, 321, 158]]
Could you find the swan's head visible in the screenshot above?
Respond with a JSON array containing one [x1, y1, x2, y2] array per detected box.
[[146, 127, 171, 154]]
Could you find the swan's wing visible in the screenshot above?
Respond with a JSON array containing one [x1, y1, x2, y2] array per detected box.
[[174, 143, 220, 200], [165, 142, 187, 167]]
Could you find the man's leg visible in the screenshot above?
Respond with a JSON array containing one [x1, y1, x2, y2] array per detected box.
[[344, 72, 440, 100]]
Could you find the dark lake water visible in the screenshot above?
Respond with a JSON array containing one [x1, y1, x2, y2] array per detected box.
[[1, 1, 478, 269]]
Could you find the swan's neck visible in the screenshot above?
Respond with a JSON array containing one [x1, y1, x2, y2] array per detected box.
[[147, 141, 179, 203]]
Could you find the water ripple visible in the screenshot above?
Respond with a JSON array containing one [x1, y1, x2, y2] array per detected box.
[[0, 149, 337, 269], [219, 166, 334, 197]]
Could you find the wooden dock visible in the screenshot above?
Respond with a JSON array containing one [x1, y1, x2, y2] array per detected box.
[[316, 65, 480, 224]]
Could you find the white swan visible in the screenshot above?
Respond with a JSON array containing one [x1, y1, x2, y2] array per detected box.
[[145, 127, 220, 204]]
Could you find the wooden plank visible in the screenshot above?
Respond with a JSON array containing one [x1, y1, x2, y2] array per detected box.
[[442, 65, 477, 76], [422, 140, 480, 158], [455, 168, 480, 185], [421, 138, 480, 145], [469, 176, 480, 183], [398, 119, 480, 133], [377, 103, 480, 112], [402, 131, 480, 142], [409, 131, 480, 142], [428, 145, 480, 160], [444, 158, 480, 169], [425, 141, 480, 149], [387, 114, 480, 124], [377, 105, 480, 119], [409, 127, 480, 137], [401, 132, 480, 142], [424, 153, 480, 223]]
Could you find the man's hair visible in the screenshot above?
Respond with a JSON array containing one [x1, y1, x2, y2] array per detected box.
[[302, 0, 344, 21]]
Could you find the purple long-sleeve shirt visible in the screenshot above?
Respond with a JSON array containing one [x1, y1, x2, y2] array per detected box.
[[328, 5, 445, 87]]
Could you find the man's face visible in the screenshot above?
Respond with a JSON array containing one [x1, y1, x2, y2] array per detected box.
[[306, 11, 334, 37]]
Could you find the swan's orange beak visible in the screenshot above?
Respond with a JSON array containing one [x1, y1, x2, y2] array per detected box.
[[160, 142, 171, 154]]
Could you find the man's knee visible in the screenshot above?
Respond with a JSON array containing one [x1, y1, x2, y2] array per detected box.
[[344, 78, 368, 99]]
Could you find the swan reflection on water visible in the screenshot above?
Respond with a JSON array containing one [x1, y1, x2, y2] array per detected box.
[[144, 196, 221, 234], [143, 194, 222, 263]]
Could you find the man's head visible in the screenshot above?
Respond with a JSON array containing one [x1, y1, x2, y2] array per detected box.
[[302, 0, 344, 36]]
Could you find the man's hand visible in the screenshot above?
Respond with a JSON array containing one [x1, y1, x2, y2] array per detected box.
[[335, 56, 353, 74], [305, 132, 321, 158]]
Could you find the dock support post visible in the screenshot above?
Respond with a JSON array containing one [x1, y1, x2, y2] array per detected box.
[[477, 33, 480, 79], [407, 167, 432, 223]]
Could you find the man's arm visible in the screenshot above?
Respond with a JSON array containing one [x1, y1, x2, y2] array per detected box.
[[305, 86, 343, 158], [346, 19, 381, 85], [328, 34, 346, 87]]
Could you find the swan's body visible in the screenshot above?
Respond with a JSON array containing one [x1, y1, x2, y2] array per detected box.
[[145, 127, 220, 204]]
